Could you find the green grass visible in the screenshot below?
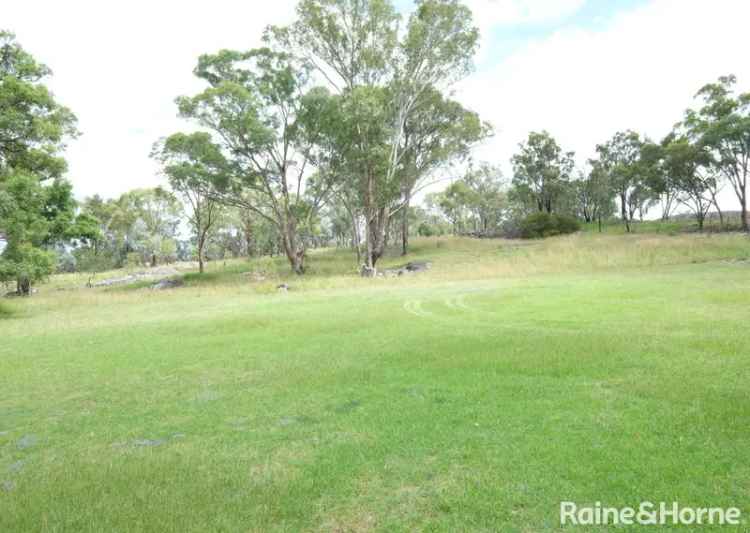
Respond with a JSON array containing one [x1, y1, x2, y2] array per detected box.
[[2, 232, 750, 531]]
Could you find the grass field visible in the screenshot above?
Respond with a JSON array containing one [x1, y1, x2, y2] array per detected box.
[[2, 232, 750, 531]]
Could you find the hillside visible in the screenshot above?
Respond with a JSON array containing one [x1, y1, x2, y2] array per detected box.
[[1, 232, 749, 531]]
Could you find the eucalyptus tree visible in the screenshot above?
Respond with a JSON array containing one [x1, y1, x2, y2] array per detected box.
[[161, 48, 337, 274], [581, 163, 616, 232], [396, 87, 488, 253], [510, 131, 575, 214], [593, 130, 644, 232], [462, 163, 506, 234], [115, 188, 182, 266], [271, 0, 482, 270], [683, 75, 750, 231], [155, 132, 224, 273], [635, 140, 677, 221], [662, 134, 717, 231], [0, 31, 79, 294]]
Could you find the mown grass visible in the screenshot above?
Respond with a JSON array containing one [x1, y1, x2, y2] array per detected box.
[[1, 231, 749, 531]]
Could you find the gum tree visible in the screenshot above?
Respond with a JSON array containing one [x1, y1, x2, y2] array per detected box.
[[593, 131, 644, 232], [272, 0, 482, 271], [154, 132, 224, 273], [162, 48, 337, 274], [684, 75, 750, 231], [510, 131, 575, 214], [0, 31, 79, 294]]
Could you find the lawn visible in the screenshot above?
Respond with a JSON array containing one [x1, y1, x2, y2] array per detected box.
[[1, 232, 749, 531]]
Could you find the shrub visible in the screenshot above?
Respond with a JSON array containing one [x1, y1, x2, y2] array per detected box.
[[519, 212, 581, 239]]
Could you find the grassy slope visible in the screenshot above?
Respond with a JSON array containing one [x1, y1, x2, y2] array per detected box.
[[1, 232, 750, 531]]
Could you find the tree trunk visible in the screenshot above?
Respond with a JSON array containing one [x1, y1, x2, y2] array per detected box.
[[351, 211, 361, 264], [197, 238, 205, 274], [280, 222, 305, 275], [17, 276, 31, 296], [741, 195, 748, 232], [620, 193, 631, 233], [401, 197, 409, 256]]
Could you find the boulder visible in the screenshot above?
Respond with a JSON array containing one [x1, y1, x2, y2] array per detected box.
[[381, 261, 432, 277], [405, 261, 432, 273], [151, 278, 184, 290]]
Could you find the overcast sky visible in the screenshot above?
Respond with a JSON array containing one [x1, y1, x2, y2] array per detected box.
[[5, 0, 750, 207]]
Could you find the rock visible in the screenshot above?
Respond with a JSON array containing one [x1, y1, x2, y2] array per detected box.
[[2, 480, 15, 492], [277, 283, 289, 292], [7, 460, 25, 474], [17, 434, 37, 449], [405, 261, 432, 273], [133, 438, 165, 447], [151, 278, 184, 290], [90, 266, 181, 288], [381, 261, 432, 277]]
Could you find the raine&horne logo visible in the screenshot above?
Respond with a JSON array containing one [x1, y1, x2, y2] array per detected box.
[[560, 501, 742, 527]]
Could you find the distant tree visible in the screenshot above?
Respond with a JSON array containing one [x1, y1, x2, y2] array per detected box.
[[273, 0, 482, 271], [683, 75, 750, 231], [154, 132, 224, 273], [593, 130, 644, 233], [0, 31, 80, 295], [639, 140, 679, 221], [662, 134, 716, 231], [574, 166, 615, 232], [165, 48, 336, 274], [462, 163, 506, 233], [116, 188, 182, 266], [395, 86, 489, 254], [510, 131, 575, 214], [431, 182, 473, 234]]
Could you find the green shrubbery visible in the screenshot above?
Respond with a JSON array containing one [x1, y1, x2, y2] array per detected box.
[[519, 212, 581, 239]]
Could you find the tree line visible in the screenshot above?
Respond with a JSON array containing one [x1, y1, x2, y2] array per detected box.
[[2, 0, 749, 294]]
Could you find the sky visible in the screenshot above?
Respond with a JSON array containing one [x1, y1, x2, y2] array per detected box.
[[4, 0, 750, 209]]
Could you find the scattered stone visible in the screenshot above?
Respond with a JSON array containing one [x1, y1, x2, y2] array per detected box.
[[171, 433, 186, 439], [195, 389, 220, 402], [382, 261, 432, 277], [277, 283, 289, 292], [90, 266, 181, 288], [133, 438, 165, 447], [151, 278, 184, 290], [278, 415, 314, 426], [17, 434, 37, 449], [335, 399, 362, 414], [7, 460, 25, 474], [404, 261, 431, 273]]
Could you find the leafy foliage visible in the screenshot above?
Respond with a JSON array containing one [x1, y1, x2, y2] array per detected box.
[[519, 212, 580, 239], [0, 31, 80, 294]]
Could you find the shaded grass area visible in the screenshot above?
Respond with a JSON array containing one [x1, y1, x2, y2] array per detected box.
[[1, 233, 750, 531]]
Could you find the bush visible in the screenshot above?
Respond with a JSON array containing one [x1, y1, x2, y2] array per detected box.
[[519, 212, 581, 239]]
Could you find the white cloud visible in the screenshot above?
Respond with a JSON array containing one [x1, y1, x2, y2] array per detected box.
[[458, 0, 750, 192], [4, 0, 297, 199], [5, 0, 750, 213]]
